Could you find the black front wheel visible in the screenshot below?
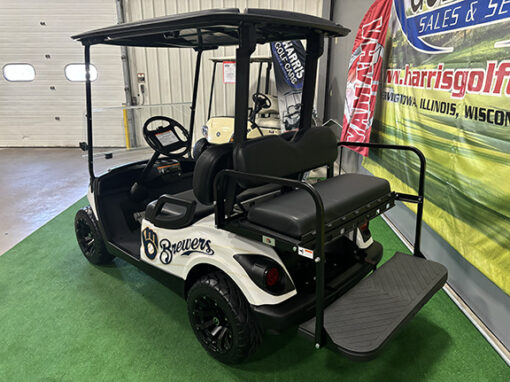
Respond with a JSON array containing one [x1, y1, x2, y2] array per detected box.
[[75, 206, 114, 265], [187, 272, 262, 364]]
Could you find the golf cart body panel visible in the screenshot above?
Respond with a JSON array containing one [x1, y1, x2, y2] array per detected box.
[[87, 185, 98, 217], [204, 117, 279, 144], [73, 8, 447, 364], [140, 216, 297, 306], [205, 117, 238, 144]]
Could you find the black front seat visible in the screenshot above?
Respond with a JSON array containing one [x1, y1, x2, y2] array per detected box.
[[145, 142, 282, 229], [145, 143, 233, 229]]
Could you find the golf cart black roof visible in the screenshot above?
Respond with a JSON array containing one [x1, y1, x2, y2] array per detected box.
[[72, 8, 349, 48]]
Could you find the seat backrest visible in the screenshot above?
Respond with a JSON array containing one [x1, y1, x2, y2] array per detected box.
[[233, 127, 338, 188], [192, 142, 233, 205]]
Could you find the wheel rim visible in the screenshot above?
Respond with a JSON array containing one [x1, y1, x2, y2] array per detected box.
[[76, 218, 96, 259], [191, 295, 233, 354]]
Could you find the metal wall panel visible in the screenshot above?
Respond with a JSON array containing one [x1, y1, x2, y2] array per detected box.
[[0, 0, 125, 147], [123, 0, 323, 142]]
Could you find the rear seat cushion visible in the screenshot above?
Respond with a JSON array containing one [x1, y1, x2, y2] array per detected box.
[[247, 174, 391, 238]]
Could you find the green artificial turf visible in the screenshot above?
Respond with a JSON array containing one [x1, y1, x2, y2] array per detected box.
[[0, 198, 508, 381]]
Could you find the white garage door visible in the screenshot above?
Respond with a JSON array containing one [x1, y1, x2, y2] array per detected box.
[[0, 0, 125, 147], [123, 0, 324, 142]]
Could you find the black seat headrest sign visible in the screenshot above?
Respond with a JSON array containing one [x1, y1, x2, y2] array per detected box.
[[233, 127, 338, 188]]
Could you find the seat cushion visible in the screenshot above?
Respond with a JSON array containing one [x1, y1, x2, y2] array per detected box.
[[246, 174, 391, 238]]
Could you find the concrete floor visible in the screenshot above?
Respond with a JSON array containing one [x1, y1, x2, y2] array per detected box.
[[0, 148, 88, 254], [0, 147, 151, 255]]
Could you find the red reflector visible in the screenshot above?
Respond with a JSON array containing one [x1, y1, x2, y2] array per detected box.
[[359, 222, 369, 232], [265, 267, 280, 287]]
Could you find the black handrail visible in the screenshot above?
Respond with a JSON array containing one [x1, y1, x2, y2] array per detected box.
[[214, 169, 327, 348], [338, 141, 426, 257]]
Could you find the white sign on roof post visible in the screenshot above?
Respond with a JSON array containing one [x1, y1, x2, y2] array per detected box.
[[223, 61, 236, 84]]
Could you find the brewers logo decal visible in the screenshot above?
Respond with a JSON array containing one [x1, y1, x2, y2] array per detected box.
[[142, 227, 158, 260], [142, 229, 214, 265]]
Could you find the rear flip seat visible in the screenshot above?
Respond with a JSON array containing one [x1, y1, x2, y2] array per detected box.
[[247, 174, 390, 238], [229, 127, 393, 241]]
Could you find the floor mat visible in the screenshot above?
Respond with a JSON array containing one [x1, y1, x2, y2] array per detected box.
[[0, 198, 507, 381]]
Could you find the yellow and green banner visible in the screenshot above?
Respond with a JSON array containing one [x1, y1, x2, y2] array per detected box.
[[344, 0, 510, 294]]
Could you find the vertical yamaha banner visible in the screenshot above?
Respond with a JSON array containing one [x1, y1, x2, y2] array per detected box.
[[344, 0, 510, 295], [270, 40, 306, 131], [341, 0, 392, 156]]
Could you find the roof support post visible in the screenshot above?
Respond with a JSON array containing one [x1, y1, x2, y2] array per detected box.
[[207, 61, 217, 120], [233, 23, 256, 144], [84, 44, 95, 183], [298, 32, 324, 132], [189, 48, 203, 154], [256, 61, 263, 94], [265, 61, 272, 94]]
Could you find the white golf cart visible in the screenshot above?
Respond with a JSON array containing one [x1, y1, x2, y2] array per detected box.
[[193, 56, 281, 158], [73, 8, 447, 364]]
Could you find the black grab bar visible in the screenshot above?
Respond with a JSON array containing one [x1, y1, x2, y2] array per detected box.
[[214, 169, 327, 348], [338, 141, 426, 257]]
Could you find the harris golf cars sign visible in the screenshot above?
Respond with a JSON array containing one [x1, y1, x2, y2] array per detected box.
[[271, 40, 306, 130], [342, 0, 510, 295]]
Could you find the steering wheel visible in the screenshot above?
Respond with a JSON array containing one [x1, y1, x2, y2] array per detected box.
[[143, 116, 191, 159], [252, 92, 271, 111], [249, 93, 273, 137]]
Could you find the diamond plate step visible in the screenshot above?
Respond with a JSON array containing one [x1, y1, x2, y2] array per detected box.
[[299, 252, 447, 361]]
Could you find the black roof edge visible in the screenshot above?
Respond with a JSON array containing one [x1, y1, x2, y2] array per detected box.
[[72, 8, 349, 47]]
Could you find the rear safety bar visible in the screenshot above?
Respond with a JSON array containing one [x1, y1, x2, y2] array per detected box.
[[214, 170, 328, 348], [214, 141, 426, 349], [338, 141, 426, 257]]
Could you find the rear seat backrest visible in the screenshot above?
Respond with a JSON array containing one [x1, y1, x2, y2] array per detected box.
[[233, 127, 338, 188], [192, 143, 233, 205]]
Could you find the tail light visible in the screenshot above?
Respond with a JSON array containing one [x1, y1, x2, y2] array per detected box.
[[234, 254, 294, 295], [265, 267, 280, 287]]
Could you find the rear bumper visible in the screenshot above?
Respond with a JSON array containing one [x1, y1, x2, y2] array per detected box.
[[252, 241, 383, 332]]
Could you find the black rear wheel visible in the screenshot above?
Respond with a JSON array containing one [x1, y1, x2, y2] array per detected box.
[[75, 206, 114, 265], [187, 272, 262, 364]]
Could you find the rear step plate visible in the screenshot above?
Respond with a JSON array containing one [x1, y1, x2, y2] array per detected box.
[[299, 252, 447, 361]]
